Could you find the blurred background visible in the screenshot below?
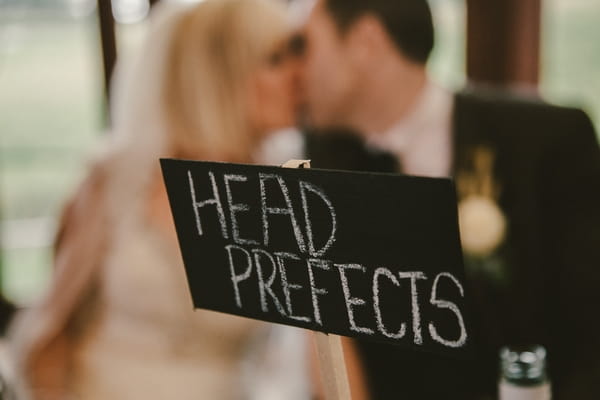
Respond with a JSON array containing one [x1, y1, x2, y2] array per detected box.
[[1, 0, 599, 307]]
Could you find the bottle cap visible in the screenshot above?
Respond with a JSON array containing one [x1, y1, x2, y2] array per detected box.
[[500, 345, 547, 386]]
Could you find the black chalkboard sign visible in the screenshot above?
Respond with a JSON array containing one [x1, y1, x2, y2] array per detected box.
[[161, 159, 471, 358]]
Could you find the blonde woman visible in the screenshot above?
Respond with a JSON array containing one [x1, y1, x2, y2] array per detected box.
[[9, 1, 307, 399]]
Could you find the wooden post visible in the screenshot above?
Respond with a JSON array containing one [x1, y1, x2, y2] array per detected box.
[[281, 159, 352, 400], [466, 0, 541, 87], [313, 332, 352, 400], [97, 0, 117, 124]]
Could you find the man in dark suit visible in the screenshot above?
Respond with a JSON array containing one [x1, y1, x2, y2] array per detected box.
[[299, 0, 600, 398]]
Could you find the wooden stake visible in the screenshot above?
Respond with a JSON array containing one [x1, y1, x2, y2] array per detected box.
[[281, 159, 352, 400], [314, 332, 352, 400]]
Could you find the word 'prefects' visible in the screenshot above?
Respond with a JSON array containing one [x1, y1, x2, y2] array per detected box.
[[186, 170, 467, 348]]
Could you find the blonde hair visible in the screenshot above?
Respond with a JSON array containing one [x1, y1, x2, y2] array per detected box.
[[163, 0, 291, 162], [7, 5, 292, 397]]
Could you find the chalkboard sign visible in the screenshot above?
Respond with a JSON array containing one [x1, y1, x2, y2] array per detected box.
[[161, 159, 471, 358]]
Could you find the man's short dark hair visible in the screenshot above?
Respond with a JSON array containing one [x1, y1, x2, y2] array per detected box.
[[323, 0, 434, 64]]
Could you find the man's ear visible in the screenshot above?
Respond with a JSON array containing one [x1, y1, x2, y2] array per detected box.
[[345, 14, 390, 67]]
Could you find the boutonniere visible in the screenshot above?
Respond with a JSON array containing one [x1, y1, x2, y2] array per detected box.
[[457, 146, 506, 258]]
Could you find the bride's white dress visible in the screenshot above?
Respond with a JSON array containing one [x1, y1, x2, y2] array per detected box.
[[70, 190, 261, 400]]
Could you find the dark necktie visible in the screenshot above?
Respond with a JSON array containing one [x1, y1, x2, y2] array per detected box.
[[304, 129, 401, 174]]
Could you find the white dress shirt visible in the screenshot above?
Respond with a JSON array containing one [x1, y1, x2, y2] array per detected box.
[[366, 81, 454, 178]]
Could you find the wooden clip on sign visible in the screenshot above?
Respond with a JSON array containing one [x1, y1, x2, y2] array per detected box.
[[160, 159, 471, 398]]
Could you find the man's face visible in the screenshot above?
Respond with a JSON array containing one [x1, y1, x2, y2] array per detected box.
[[300, 0, 359, 128]]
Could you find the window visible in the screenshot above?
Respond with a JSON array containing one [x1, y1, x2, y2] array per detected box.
[[541, 0, 600, 133], [428, 0, 467, 90], [0, 0, 150, 305]]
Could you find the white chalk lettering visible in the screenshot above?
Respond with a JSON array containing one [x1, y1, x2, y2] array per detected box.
[[188, 170, 229, 238], [307, 258, 331, 325], [275, 252, 311, 322], [299, 181, 337, 257], [336, 263, 374, 335], [373, 267, 406, 339], [428, 272, 467, 348], [223, 174, 259, 246], [224, 244, 253, 308], [252, 249, 286, 316], [259, 173, 307, 253], [398, 271, 427, 345]]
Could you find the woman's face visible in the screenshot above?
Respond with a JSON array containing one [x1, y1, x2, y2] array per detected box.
[[246, 35, 304, 136]]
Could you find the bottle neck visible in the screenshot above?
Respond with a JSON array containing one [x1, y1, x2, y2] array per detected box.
[[499, 380, 551, 400]]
